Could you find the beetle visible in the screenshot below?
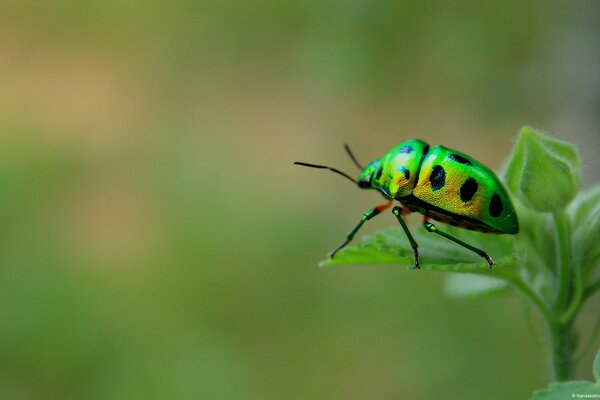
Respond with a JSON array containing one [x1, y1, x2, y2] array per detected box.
[[294, 139, 518, 268]]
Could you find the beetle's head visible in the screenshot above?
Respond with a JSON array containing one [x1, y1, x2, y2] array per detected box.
[[358, 159, 379, 189]]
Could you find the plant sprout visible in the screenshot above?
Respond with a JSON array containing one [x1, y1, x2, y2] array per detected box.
[[321, 126, 600, 397]]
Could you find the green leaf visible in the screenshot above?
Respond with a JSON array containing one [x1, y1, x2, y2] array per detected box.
[[570, 184, 600, 226], [569, 184, 600, 275], [320, 225, 519, 278], [531, 381, 600, 399], [504, 126, 581, 212], [530, 350, 600, 399], [511, 200, 557, 304], [444, 274, 508, 298]]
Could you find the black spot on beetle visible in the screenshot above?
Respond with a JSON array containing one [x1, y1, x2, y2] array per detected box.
[[448, 153, 472, 166], [459, 178, 478, 202], [401, 167, 410, 180], [489, 193, 503, 217], [430, 165, 446, 191], [399, 146, 413, 153], [375, 166, 383, 180]]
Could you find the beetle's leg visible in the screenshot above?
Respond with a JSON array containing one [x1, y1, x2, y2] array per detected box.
[[422, 220, 494, 268], [328, 201, 392, 258], [392, 206, 420, 269]]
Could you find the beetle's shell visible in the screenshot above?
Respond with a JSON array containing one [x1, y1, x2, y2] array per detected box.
[[410, 145, 518, 234], [371, 139, 429, 198], [365, 139, 518, 234]]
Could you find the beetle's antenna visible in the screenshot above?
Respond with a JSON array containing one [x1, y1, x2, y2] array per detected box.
[[294, 161, 357, 184], [344, 144, 363, 170]]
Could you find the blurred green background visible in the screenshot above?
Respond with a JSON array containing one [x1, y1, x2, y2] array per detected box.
[[1, 1, 599, 399]]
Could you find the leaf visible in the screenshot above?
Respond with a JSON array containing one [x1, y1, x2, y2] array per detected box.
[[570, 184, 600, 225], [531, 381, 600, 399], [530, 350, 600, 399], [504, 126, 581, 212], [320, 225, 519, 279], [444, 274, 508, 298], [511, 200, 557, 304], [569, 184, 600, 275]]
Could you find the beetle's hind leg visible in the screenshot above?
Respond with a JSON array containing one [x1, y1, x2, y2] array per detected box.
[[392, 206, 420, 269], [328, 201, 392, 258], [422, 220, 494, 268]]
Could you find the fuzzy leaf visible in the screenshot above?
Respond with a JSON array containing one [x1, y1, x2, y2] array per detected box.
[[510, 200, 557, 304], [444, 274, 508, 298], [530, 350, 600, 399], [320, 225, 519, 279], [570, 184, 600, 225], [504, 126, 581, 212], [569, 184, 600, 276], [531, 381, 600, 399]]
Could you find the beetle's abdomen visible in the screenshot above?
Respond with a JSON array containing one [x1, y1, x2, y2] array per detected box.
[[371, 139, 429, 198], [411, 146, 518, 234]]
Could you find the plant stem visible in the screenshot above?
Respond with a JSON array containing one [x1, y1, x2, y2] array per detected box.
[[547, 319, 574, 381], [560, 261, 582, 323], [553, 212, 570, 311], [548, 211, 575, 381]]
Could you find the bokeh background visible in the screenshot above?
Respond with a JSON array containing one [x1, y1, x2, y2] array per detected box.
[[1, 1, 599, 399]]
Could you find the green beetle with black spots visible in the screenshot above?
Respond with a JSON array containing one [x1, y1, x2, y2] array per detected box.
[[295, 139, 518, 268]]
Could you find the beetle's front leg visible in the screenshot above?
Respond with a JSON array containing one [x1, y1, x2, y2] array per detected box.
[[328, 200, 392, 258]]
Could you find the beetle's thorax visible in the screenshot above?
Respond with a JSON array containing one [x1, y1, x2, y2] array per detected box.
[[360, 140, 430, 198]]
